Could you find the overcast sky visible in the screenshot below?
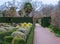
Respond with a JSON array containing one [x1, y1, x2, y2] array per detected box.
[[0, 0, 59, 6]]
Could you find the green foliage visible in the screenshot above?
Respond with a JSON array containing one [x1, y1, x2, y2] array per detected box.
[[0, 25, 34, 44], [41, 17, 51, 27], [11, 31, 26, 40], [24, 3, 33, 12], [48, 25, 55, 29], [48, 25, 60, 37], [0, 29, 16, 44], [26, 25, 34, 44], [24, 2, 33, 16], [0, 17, 33, 23], [13, 38, 26, 44], [18, 10, 23, 16], [4, 36, 13, 44], [38, 19, 41, 24], [0, 40, 3, 44]]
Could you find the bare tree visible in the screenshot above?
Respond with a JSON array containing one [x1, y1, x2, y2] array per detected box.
[[6, 6, 17, 17], [51, 1, 60, 29], [40, 5, 54, 17]]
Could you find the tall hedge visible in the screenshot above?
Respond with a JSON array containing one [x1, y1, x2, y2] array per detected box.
[[41, 17, 51, 27], [0, 17, 33, 23]]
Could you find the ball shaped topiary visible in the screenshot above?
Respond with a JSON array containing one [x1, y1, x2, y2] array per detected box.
[[17, 28, 29, 34], [12, 38, 26, 44], [11, 31, 26, 40], [0, 28, 7, 32], [4, 36, 13, 44]]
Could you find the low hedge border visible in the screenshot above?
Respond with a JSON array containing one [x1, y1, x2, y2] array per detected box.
[[4, 36, 13, 44], [0, 28, 17, 44], [4, 36, 26, 44], [13, 38, 26, 44], [26, 25, 34, 44], [0, 25, 34, 44]]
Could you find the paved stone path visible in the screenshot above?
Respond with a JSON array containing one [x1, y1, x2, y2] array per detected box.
[[33, 24, 60, 44]]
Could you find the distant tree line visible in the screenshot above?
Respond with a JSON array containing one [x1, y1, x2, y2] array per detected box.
[[0, 1, 60, 29], [1, 2, 33, 17]]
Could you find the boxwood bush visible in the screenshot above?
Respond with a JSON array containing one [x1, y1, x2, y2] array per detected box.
[[4, 36, 13, 44], [26, 25, 34, 44], [0, 28, 16, 44], [0, 25, 34, 44], [13, 38, 26, 44]]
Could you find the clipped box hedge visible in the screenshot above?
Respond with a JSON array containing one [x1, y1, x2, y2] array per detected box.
[[0, 17, 33, 23], [41, 17, 51, 27], [26, 25, 34, 44], [4, 36, 13, 44], [13, 38, 26, 44], [0, 25, 34, 44], [0, 29, 16, 44]]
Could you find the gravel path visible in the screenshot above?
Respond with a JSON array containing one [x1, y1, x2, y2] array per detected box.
[[33, 24, 60, 44]]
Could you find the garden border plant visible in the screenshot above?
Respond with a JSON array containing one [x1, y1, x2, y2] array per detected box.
[[0, 24, 34, 44], [0, 17, 34, 44], [4, 36, 13, 44], [0, 28, 17, 44], [26, 25, 34, 44], [48, 25, 60, 37]]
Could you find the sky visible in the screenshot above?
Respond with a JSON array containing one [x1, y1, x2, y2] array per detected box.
[[32, 0, 59, 4], [0, 0, 59, 6]]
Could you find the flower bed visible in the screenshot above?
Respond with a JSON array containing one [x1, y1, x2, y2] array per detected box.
[[0, 23, 34, 44]]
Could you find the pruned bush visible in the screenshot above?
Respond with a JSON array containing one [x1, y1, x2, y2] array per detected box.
[[0, 29, 16, 44], [4, 36, 13, 44], [0, 40, 3, 44], [0, 24, 34, 44], [0, 28, 7, 32], [17, 28, 30, 34], [13, 38, 26, 44], [26, 26, 34, 44], [2, 27, 9, 31], [8, 27, 16, 30], [11, 31, 26, 40]]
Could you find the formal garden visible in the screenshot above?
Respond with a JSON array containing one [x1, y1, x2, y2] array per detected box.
[[0, 0, 60, 44], [0, 2, 35, 44], [0, 22, 34, 44]]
